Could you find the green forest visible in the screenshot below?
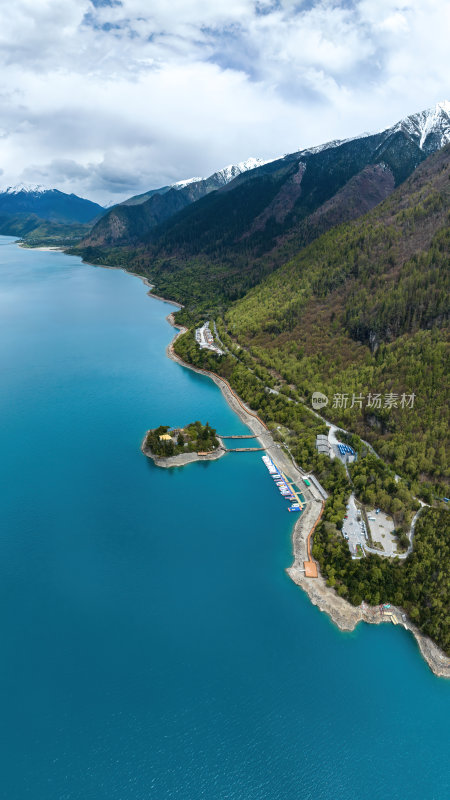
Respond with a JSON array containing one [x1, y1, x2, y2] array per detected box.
[[225, 150, 449, 488], [313, 508, 450, 654], [144, 422, 219, 457]]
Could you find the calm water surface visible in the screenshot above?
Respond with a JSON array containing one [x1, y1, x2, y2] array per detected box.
[[0, 236, 448, 799]]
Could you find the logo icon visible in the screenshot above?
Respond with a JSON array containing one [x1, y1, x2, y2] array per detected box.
[[312, 391, 328, 410]]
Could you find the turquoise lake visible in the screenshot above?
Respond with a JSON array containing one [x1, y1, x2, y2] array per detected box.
[[0, 236, 448, 799]]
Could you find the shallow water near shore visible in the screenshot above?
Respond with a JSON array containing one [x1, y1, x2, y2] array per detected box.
[[0, 235, 448, 800]]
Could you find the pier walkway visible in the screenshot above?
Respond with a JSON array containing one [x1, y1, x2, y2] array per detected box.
[[219, 434, 257, 439], [226, 447, 265, 452]]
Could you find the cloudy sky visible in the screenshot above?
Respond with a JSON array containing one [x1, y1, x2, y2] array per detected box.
[[0, 0, 448, 204]]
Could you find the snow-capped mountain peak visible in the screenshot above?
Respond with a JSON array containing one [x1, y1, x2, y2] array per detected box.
[[172, 176, 203, 189], [299, 134, 370, 158], [170, 157, 272, 192], [3, 183, 50, 195], [212, 157, 272, 185], [296, 101, 450, 163], [436, 100, 450, 113], [390, 100, 450, 152]]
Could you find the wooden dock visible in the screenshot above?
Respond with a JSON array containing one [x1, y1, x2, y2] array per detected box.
[[274, 464, 306, 512]]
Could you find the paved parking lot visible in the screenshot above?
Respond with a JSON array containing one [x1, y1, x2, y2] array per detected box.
[[366, 509, 397, 555], [342, 493, 367, 557]]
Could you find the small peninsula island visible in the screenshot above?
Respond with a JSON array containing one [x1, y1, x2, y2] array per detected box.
[[142, 421, 225, 467]]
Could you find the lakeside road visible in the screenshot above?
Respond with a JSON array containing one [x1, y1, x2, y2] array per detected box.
[[165, 312, 450, 679]]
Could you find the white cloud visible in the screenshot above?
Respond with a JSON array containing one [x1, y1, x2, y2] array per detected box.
[[0, 0, 448, 203], [377, 12, 409, 34]]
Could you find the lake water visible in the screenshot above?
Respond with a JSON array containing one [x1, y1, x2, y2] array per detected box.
[[0, 236, 448, 799]]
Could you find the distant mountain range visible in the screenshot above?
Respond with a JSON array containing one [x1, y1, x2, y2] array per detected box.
[[3, 101, 449, 253], [0, 185, 106, 245], [79, 101, 450, 303], [2, 101, 449, 265], [0, 185, 104, 224]]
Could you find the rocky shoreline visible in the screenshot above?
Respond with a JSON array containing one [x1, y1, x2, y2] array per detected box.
[[164, 311, 450, 678], [287, 565, 450, 678]]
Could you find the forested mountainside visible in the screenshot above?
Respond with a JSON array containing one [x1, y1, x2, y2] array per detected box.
[[77, 103, 450, 313], [224, 144, 449, 487], [227, 144, 449, 345], [0, 214, 91, 247], [172, 144, 449, 496]]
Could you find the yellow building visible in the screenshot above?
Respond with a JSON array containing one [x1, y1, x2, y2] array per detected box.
[[159, 433, 172, 441]]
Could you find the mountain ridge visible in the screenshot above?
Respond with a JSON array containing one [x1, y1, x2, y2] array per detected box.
[[84, 157, 271, 246], [119, 157, 270, 208], [77, 101, 450, 309], [0, 186, 105, 225]]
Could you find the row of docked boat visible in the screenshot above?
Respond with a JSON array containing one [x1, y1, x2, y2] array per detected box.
[[261, 455, 302, 513]]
